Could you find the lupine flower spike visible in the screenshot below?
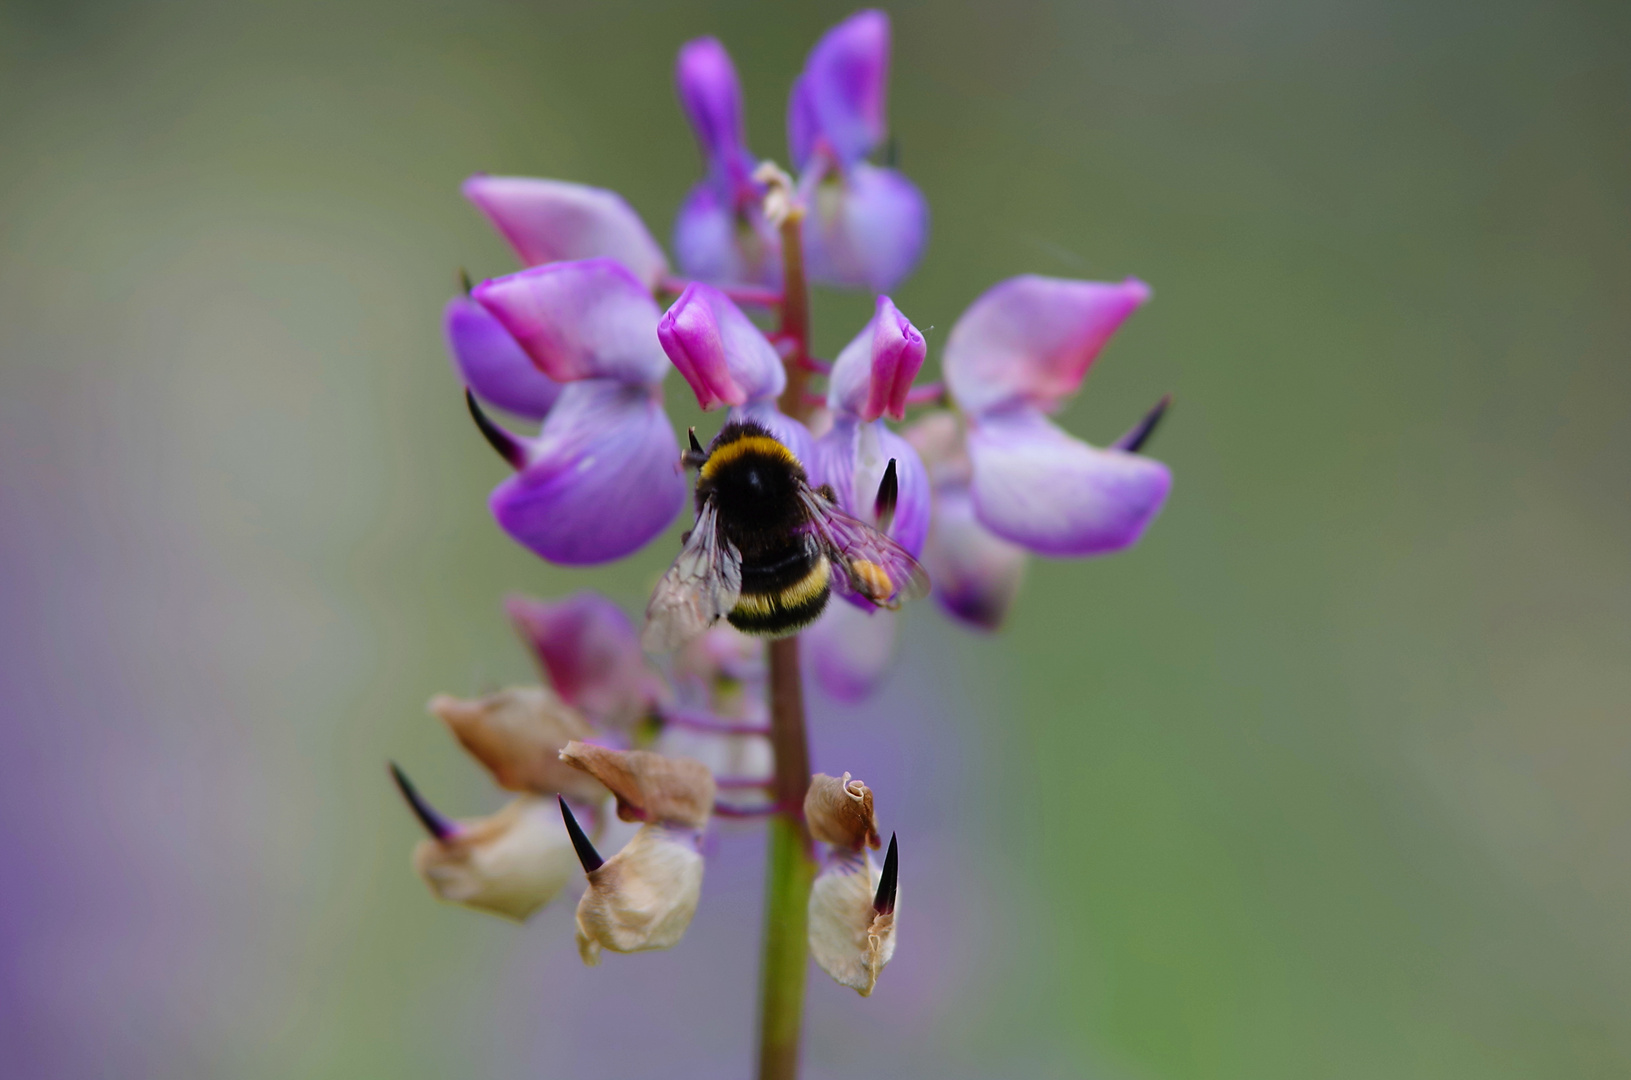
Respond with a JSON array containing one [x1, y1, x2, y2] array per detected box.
[[408, 10, 1180, 1075]]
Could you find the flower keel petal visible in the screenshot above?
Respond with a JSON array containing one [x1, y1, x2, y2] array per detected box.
[[474, 259, 669, 385]]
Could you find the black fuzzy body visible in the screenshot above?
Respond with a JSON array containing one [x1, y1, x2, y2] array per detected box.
[[697, 422, 831, 637]]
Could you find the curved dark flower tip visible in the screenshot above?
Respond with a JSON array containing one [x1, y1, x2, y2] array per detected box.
[[873, 832, 898, 916], [558, 795, 604, 873], [389, 761, 457, 841], [465, 389, 527, 470], [1115, 394, 1173, 454], [458, 267, 474, 296], [873, 458, 898, 533]]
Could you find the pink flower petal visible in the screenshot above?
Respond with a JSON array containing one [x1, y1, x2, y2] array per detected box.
[[657, 283, 785, 410], [473, 259, 668, 386], [462, 175, 669, 290], [490, 381, 686, 565], [827, 295, 924, 421], [943, 275, 1151, 416], [443, 295, 561, 420], [506, 592, 667, 728], [966, 409, 1171, 557]]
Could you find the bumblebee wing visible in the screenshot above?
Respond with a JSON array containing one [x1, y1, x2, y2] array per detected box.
[[798, 487, 930, 610], [641, 499, 743, 652]]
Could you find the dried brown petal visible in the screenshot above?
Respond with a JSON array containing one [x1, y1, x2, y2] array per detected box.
[[808, 851, 897, 996], [411, 796, 578, 922], [574, 824, 704, 966], [429, 687, 604, 804], [804, 772, 880, 850], [558, 741, 715, 828]]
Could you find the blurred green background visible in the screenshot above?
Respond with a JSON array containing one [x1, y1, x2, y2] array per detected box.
[[3, 0, 1628, 1077]]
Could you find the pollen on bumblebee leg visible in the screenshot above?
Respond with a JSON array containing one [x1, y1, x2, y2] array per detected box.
[[849, 559, 893, 602]]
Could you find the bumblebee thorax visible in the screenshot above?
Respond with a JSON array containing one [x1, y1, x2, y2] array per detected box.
[[698, 426, 808, 534]]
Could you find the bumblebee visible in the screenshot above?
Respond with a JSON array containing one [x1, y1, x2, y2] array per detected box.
[[642, 421, 929, 652]]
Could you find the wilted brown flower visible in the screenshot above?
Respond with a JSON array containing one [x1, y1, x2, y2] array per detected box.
[[557, 743, 717, 965], [429, 687, 606, 804], [804, 772, 898, 996]]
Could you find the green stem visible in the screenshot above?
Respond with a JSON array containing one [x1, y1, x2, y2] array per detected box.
[[756, 188, 819, 1080], [757, 811, 816, 1079]]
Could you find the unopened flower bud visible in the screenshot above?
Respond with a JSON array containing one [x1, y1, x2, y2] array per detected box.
[[410, 795, 580, 922], [429, 688, 606, 805]]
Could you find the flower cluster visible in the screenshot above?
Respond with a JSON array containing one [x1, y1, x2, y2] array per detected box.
[[404, 5, 1175, 1029], [446, 9, 1171, 700]]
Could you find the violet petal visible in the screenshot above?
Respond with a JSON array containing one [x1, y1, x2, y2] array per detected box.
[[444, 295, 562, 420], [966, 408, 1171, 557], [675, 37, 752, 181], [802, 164, 927, 291], [808, 418, 930, 561], [490, 381, 687, 565], [919, 482, 1027, 631], [462, 175, 669, 290], [790, 9, 891, 168], [474, 259, 669, 386], [658, 283, 786, 410], [805, 601, 897, 704], [672, 180, 783, 289], [943, 275, 1151, 416]]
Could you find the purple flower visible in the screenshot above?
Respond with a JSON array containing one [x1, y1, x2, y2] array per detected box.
[[910, 274, 1172, 628], [657, 282, 814, 462], [788, 10, 928, 291], [466, 259, 688, 565], [800, 297, 931, 701], [672, 37, 782, 288]]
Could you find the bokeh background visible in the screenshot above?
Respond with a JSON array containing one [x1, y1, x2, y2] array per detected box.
[[3, 0, 1629, 1076]]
